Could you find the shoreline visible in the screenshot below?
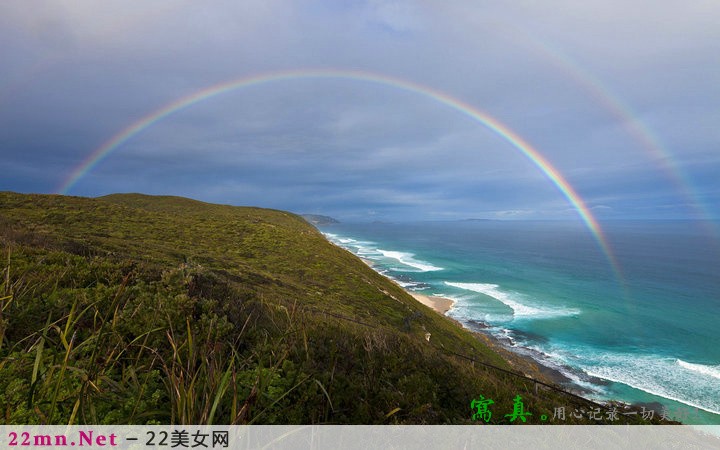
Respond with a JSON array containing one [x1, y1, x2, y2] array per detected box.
[[361, 255, 456, 316], [392, 280, 690, 424], [405, 287, 578, 389], [402, 286, 686, 423], [323, 231, 699, 423], [353, 251, 577, 389], [409, 292, 455, 314]]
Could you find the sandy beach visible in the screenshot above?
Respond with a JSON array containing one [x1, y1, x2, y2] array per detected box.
[[409, 292, 455, 314], [353, 255, 574, 388], [350, 248, 647, 413], [356, 253, 456, 315], [353, 251, 605, 396], [407, 288, 580, 389]]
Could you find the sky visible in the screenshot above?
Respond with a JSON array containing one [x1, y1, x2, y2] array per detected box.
[[1, 0, 718, 221]]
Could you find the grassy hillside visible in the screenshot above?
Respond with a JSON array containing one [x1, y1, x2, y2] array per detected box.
[[0, 192, 657, 424]]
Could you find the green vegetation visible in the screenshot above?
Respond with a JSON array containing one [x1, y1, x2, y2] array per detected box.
[[0, 192, 658, 424]]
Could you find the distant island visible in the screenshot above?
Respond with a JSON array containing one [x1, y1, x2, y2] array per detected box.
[[301, 214, 340, 226], [0, 192, 662, 425]]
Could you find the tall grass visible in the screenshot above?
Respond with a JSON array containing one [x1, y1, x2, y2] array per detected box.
[[1, 248, 313, 425], [160, 317, 242, 424], [1, 246, 14, 351]]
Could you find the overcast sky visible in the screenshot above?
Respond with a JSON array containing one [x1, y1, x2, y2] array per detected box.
[[1, 0, 718, 221]]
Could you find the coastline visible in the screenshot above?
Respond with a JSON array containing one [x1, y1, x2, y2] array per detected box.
[[372, 261, 687, 423], [353, 249, 577, 389], [404, 287, 576, 388], [320, 229, 711, 424], [409, 292, 455, 314]]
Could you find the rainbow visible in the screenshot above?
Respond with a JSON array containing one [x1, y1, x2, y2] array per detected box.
[[56, 68, 624, 281], [498, 25, 717, 226]]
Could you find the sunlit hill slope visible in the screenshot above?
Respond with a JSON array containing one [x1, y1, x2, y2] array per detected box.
[[0, 192, 656, 424]]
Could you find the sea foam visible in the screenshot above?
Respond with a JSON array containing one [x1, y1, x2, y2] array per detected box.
[[323, 232, 377, 256], [444, 281, 579, 318], [677, 359, 720, 380], [580, 352, 720, 416], [323, 233, 443, 272], [377, 249, 443, 272]]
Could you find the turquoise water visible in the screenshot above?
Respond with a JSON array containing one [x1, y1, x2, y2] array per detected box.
[[320, 220, 720, 424]]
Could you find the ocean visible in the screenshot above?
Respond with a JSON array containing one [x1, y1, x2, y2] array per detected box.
[[319, 220, 720, 424]]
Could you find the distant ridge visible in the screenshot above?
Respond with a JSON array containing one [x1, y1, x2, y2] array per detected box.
[[301, 214, 339, 226]]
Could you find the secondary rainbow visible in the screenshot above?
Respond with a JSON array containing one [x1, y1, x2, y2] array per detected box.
[[495, 22, 717, 228], [57, 68, 624, 281]]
